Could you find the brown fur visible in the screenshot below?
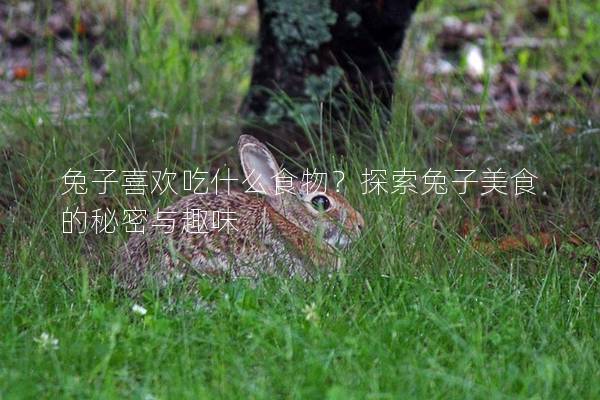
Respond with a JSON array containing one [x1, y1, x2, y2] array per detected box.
[[112, 135, 364, 291]]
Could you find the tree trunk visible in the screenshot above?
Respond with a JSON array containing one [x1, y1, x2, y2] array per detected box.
[[240, 0, 420, 152]]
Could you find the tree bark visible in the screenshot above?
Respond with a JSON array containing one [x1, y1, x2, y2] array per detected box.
[[240, 0, 420, 152]]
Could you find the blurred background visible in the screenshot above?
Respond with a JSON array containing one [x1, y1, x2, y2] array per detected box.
[[1, 0, 598, 244]]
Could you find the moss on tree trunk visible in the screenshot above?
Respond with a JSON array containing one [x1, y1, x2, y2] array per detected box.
[[240, 0, 420, 151]]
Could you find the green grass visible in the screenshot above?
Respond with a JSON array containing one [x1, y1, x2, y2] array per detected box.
[[1, 0, 599, 398]]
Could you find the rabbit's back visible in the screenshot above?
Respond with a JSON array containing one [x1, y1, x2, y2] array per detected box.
[[113, 190, 310, 290]]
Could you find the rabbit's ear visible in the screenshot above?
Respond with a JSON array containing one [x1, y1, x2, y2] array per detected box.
[[238, 135, 280, 196]]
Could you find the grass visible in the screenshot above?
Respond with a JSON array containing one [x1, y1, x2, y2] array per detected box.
[[1, 0, 599, 398]]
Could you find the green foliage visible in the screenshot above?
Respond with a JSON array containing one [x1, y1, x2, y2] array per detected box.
[[0, 0, 599, 398]]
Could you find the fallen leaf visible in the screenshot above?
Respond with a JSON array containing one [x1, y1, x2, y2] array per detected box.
[[498, 235, 526, 251], [75, 21, 87, 36], [529, 114, 542, 125], [527, 232, 557, 248], [567, 233, 584, 246], [473, 232, 561, 255], [13, 67, 30, 80], [460, 219, 473, 237]]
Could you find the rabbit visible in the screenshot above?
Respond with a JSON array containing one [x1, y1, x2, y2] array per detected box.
[[112, 134, 364, 290]]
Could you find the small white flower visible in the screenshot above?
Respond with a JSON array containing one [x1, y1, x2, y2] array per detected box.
[[464, 44, 485, 78], [34, 332, 59, 350], [128, 80, 141, 94], [303, 302, 319, 323], [36, 117, 44, 126], [132, 304, 147, 316], [506, 142, 525, 153], [148, 108, 168, 120]]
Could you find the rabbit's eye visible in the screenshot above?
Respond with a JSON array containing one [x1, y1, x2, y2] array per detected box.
[[311, 195, 331, 211]]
